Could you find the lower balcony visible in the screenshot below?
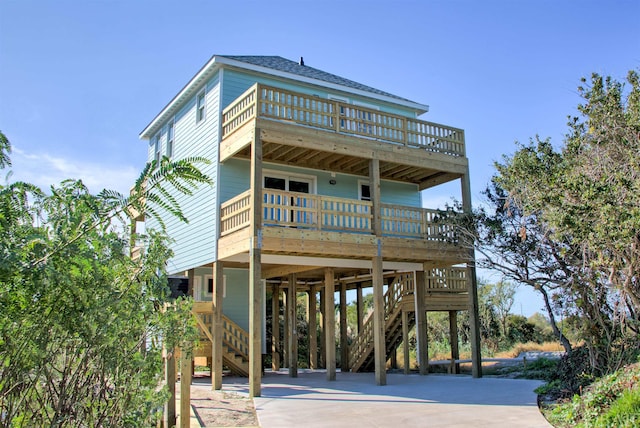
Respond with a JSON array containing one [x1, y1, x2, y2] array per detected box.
[[218, 189, 467, 264]]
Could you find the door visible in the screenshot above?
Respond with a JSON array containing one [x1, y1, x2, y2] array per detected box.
[[264, 174, 314, 226]]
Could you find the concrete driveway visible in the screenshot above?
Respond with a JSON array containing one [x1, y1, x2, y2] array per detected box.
[[222, 370, 552, 428]]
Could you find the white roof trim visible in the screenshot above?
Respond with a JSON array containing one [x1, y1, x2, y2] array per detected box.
[[140, 55, 430, 140]]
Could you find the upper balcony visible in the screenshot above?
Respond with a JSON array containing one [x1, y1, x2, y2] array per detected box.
[[221, 84, 468, 190]]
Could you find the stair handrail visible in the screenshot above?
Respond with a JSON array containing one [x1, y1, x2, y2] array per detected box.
[[222, 315, 250, 359], [348, 273, 413, 369], [191, 302, 249, 360]]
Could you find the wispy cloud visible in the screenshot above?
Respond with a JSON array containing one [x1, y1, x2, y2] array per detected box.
[[8, 147, 139, 194]]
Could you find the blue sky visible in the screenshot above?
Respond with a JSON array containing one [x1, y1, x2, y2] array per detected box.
[[1, 0, 638, 315]]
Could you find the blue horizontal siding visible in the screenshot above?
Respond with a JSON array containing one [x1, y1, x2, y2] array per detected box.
[[223, 69, 416, 118], [146, 71, 221, 275], [192, 267, 249, 331]]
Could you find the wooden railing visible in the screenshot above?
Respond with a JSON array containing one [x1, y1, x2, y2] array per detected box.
[[348, 303, 374, 369], [222, 84, 465, 157], [384, 273, 414, 319], [380, 205, 456, 241], [348, 269, 468, 369], [426, 267, 468, 292], [220, 191, 251, 235], [191, 302, 250, 359], [220, 189, 457, 242]]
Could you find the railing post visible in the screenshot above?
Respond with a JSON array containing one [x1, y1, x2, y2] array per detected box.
[[316, 199, 322, 230], [403, 118, 408, 146]]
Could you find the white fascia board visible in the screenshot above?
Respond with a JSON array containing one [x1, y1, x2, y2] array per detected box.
[[139, 55, 430, 140], [139, 55, 220, 140]]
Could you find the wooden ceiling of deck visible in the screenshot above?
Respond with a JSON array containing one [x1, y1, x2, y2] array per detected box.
[[233, 141, 456, 189]]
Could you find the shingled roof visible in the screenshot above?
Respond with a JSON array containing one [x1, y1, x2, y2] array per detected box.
[[141, 54, 428, 139], [219, 55, 415, 104]]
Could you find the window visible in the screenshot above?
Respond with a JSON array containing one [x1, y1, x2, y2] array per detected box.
[[166, 119, 174, 158], [204, 275, 226, 297], [263, 173, 314, 194], [153, 133, 161, 165], [196, 90, 206, 123], [263, 172, 316, 225], [359, 181, 371, 201]]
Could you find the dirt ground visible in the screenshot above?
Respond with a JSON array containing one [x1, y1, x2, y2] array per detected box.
[[189, 386, 258, 427]]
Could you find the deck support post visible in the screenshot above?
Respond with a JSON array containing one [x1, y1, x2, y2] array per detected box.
[[370, 158, 386, 386], [282, 287, 289, 368], [288, 274, 298, 377], [449, 310, 460, 374], [211, 261, 224, 390], [339, 282, 349, 372], [271, 284, 280, 371], [249, 127, 263, 397], [179, 348, 192, 428], [461, 173, 482, 378], [356, 284, 364, 335], [415, 268, 429, 375], [319, 288, 325, 369], [308, 286, 318, 369], [164, 348, 176, 428], [372, 255, 386, 385], [402, 310, 410, 374], [324, 267, 336, 381]]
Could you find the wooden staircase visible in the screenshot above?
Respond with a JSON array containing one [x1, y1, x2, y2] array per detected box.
[[348, 268, 469, 372], [348, 273, 415, 372], [192, 302, 250, 377]]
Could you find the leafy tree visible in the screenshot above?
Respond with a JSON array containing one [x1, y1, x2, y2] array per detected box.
[[465, 172, 574, 354], [487, 281, 516, 339], [0, 130, 211, 426], [505, 315, 536, 344], [527, 312, 558, 343], [469, 70, 639, 374]]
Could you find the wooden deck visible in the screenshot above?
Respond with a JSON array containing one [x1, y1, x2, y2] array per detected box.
[[219, 189, 468, 264], [220, 84, 468, 191]]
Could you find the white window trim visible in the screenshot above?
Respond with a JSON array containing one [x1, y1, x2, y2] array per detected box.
[[153, 133, 161, 164], [203, 274, 226, 299], [196, 89, 206, 124], [358, 179, 371, 201], [352, 100, 380, 110], [328, 94, 349, 103], [194, 277, 202, 301], [263, 168, 317, 194], [166, 118, 175, 158]]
